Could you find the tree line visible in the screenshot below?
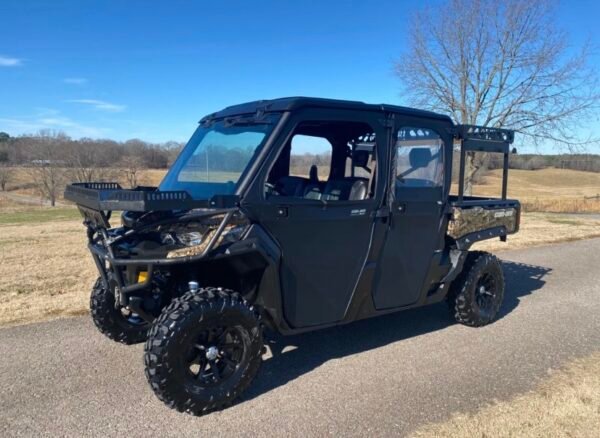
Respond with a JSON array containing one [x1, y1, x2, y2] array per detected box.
[[0, 130, 183, 205], [488, 154, 600, 173]]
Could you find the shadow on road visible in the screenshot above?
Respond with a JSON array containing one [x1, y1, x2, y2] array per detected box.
[[242, 260, 551, 403], [498, 261, 552, 320]]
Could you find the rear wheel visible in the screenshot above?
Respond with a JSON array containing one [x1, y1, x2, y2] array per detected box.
[[90, 278, 149, 344], [144, 288, 263, 416], [447, 251, 505, 327]]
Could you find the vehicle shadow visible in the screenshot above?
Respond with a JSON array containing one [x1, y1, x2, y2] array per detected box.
[[242, 260, 551, 403], [497, 260, 552, 320]]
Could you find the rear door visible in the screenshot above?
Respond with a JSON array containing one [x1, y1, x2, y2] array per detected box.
[[373, 120, 450, 309]]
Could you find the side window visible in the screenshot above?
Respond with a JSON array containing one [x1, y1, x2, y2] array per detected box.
[[289, 135, 332, 180], [396, 127, 444, 188], [266, 120, 377, 201]]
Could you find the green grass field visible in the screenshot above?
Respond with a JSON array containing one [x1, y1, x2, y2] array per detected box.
[[0, 207, 81, 225]]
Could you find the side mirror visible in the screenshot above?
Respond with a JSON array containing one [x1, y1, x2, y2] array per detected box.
[[408, 147, 432, 169]]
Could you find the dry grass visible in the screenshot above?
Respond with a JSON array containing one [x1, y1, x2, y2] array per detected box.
[[0, 194, 29, 211], [468, 168, 600, 213], [520, 198, 600, 213], [411, 351, 600, 438], [0, 219, 97, 326], [474, 212, 600, 252]]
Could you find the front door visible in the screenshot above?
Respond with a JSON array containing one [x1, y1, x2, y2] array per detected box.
[[259, 200, 376, 327], [246, 111, 384, 328], [373, 123, 448, 309]]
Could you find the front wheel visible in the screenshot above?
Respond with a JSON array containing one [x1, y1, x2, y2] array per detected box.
[[90, 278, 149, 344], [447, 251, 505, 327], [144, 288, 263, 416]]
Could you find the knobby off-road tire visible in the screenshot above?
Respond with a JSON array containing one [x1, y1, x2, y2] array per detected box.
[[447, 251, 505, 327], [144, 288, 263, 416], [90, 278, 149, 344]]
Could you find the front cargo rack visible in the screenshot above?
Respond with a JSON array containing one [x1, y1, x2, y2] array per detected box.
[[64, 182, 238, 212]]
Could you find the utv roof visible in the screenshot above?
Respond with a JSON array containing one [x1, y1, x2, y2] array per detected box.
[[202, 96, 453, 123]]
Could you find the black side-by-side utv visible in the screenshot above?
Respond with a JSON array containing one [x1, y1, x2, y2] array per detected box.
[[64, 97, 520, 415]]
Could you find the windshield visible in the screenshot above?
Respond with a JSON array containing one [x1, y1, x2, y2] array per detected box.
[[160, 114, 280, 199]]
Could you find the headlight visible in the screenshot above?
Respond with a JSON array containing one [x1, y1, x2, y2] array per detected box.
[[176, 231, 204, 246], [163, 213, 249, 259], [161, 231, 204, 247], [166, 229, 215, 259]]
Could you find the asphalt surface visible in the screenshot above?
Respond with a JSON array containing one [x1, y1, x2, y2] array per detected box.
[[1, 238, 599, 437]]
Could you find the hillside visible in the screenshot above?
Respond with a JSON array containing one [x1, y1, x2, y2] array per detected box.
[[473, 167, 600, 200]]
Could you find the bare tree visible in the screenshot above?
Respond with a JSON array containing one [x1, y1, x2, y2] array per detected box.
[[25, 130, 67, 206], [120, 155, 144, 188], [0, 165, 13, 191], [64, 139, 115, 183], [396, 0, 599, 193]]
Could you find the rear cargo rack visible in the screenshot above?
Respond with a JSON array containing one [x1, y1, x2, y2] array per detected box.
[[64, 182, 216, 212], [455, 125, 515, 203]]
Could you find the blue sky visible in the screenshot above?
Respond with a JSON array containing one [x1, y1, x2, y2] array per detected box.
[[0, 0, 598, 153]]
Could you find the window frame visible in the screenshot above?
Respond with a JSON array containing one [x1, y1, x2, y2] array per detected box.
[[260, 109, 384, 205]]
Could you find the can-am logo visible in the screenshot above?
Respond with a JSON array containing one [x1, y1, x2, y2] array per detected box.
[[494, 209, 514, 218]]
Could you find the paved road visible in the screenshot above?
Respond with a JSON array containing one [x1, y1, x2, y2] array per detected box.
[[1, 239, 599, 437]]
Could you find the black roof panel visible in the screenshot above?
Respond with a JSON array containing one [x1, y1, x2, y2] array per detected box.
[[203, 96, 453, 123]]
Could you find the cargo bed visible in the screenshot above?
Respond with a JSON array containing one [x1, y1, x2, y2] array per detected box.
[[447, 195, 521, 248]]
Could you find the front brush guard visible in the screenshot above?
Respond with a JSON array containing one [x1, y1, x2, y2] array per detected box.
[[84, 210, 236, 319]]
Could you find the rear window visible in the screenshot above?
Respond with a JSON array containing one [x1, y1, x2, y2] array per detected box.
[[396, 127, 444, 188]]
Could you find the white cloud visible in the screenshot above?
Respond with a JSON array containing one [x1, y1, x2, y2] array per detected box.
[[0, 55, 23, 67], [34, 107, 61, 117], [68, 99, 126, 112], [0, 115, 106, 138], [63, 77, 88, 85]]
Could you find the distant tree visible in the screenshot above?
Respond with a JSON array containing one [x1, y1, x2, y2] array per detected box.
[[25, 130, 68, 206], [64, 139, 115, 183], [0, 132, 9, 163], [396, 0, 599, 193], [0, 164, 12, 191], [163, 141, 184, 167], [119, 155, 144, 188]]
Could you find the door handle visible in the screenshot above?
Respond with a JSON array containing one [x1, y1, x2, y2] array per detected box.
[[276, 206, 288, 217], [396, 203, 406, 213]]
